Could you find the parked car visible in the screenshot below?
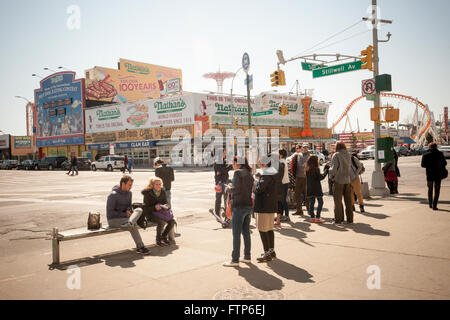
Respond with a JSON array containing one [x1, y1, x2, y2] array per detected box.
[[91, 155, 125, 171], [438, 146, 450, 159], [308, 150, 326, 165], [36, 156, 68, 170], [17, 159, 39, 170], [61, 157, 92, 171], [394, 146, 409, 157], [357, 146, 375, 160], [0, 159, 19, 170]]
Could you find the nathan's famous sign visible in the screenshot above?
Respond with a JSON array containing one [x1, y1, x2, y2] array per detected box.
[[85, 58, 182, 103]]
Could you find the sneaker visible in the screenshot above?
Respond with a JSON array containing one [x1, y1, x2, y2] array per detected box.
[[120, 221, 132, 228], [274, 222, 281, 229], [269, 250, 277, 259], [333, 221, 344, 225], [136, 247, 150, 254], [315, 218, 324, 223], [280, 216, 290, 222], [223, 261, 239, 267], [156, 239, 167, 247], [161, 237, 171, 246], [292, 211, 304, 216], [310, 217, 316, 223], [257, 252, 272, 263], [240, 258, 251, 264]]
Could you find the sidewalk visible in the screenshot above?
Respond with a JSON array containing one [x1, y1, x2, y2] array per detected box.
[[0, 183, 449, 300]]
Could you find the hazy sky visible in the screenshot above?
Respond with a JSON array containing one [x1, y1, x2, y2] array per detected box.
[[1, 0, 449, 136]]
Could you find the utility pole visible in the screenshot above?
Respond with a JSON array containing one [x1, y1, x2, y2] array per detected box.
[[364, 0, 392, 196]]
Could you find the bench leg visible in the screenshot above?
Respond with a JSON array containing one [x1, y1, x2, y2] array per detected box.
[[52, 228, 60, 265]]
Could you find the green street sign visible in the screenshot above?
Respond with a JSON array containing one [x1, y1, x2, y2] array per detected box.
[[252, 110, 273, 116], [366, 94, 375, 101], [312, 61, 362, 78], [301, 62, 325, 71]]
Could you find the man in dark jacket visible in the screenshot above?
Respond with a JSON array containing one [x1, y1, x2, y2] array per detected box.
[[154, 157, 175, 209], [106, 175, 149, 254], [291, 144, 310, 215], [67, 155, 78, 176], [213, 150, 233, 217], [421, 143, 448, 210]]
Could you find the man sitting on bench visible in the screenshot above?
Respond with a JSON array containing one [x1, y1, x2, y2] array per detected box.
[[106, 175, 150, 254]]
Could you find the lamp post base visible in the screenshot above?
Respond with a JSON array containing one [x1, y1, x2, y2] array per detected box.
[[370, 170, 390, 197]]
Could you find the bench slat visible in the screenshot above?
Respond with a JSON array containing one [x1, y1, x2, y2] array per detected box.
[[57, 223, 159, 241]]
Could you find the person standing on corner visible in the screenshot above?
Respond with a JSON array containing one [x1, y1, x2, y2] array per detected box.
[[254, 155, 278, 263], [291, 144, 310, 216], [67, 155, 78, 176], [279, 149, 291, 223], [305, 155, 329, 223], [350, 152, 365, 213], [421, 142, 447, 210], [329, 142, 353, 225], [213, 150, 233, 218], [223, 156, 254, 267], [154, 157, 175, 209]]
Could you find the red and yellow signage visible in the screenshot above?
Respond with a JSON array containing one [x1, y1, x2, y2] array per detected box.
[[85, 59, 182, 103]]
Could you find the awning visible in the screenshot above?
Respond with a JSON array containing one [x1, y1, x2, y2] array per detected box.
[[399, 137, 416, 144]]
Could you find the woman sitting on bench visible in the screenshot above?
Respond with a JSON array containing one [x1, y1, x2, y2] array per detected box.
[[142, 178, 176, 247]]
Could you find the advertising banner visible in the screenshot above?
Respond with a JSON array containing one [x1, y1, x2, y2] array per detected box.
[[85, 59, 182, 103], [11, 136, 34, 156], [191, 93, 329, 128], [85, 125, 194, 144], [34, 72, 85, 147], [0, 134, 10, 149], [85, 95, 195, 133], [445, 107, 448, 140]]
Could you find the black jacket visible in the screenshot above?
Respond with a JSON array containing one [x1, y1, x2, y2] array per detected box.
[[421, 149, 447, 181], [155, 164, 175, 190], [306, 167, 328, 197], [214, 161, 233, 184], [254, 167, 278, 213], [141, 188, 168, 221], [274, 162, 285, 201], [230, 169, 254, 208]]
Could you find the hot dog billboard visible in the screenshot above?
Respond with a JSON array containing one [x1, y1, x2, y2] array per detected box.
[[85, 59, 182, 103], [85, 95, 195, 133]]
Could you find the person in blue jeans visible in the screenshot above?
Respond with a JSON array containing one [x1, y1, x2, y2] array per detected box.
[[223, 156, 254, 267], [305, 155, 330, 223]]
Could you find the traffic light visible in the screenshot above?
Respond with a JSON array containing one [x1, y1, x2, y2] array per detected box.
[[361, 45, 374, 71], [279, 105, 288, 116], [278, 69, 286, 86], [270, 70, 280, 87]]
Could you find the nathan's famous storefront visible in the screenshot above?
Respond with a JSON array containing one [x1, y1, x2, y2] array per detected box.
[[34, 72, 86, 159]]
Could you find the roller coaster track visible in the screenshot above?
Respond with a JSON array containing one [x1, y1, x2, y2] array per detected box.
[[331, 93, 431, 138]]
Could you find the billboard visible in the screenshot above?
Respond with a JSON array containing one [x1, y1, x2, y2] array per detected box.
[[445, 107, 448, 140], [85, 59, 182, 103], [34, 72, 85, 147], [11, 136, 34, 156], [0, 134, 10, 149], [192, 93, 330, 128], [85, 95, 195, 133]]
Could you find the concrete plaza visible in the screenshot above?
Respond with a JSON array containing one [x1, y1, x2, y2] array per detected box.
[[0, 156, 449, 300]]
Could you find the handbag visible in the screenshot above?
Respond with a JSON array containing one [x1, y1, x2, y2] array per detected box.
[[87, 211, 101, 230], [442, 167, 448, 180], [153, 209, 174, 222]]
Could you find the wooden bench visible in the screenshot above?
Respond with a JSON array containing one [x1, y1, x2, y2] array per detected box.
[[48, 221, 176, 266]]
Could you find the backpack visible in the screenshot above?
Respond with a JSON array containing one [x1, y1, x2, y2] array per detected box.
[[87, 211, 101, 230], [351, 156, 365, 175]]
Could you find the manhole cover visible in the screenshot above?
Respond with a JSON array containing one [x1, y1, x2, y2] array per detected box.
[[213, 286, 285, 300]]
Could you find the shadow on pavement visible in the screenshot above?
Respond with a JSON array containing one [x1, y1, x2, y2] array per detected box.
[[49, 244, 178, 270], [276, 224, 314, 247], [238, 263, 284, 291], [268, 259, 314, 284], [345, 223, 390, 236], [357, 211, 390, 220]]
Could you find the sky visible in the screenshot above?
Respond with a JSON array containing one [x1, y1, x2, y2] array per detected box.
[[1, 0, 450, 136]]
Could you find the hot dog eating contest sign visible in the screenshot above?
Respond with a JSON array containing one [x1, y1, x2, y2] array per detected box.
[[85, 58, 182, 103], [85, 95, 195, 134]]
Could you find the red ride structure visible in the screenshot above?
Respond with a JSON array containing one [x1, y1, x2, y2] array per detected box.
[[331, 93, 431, 139]]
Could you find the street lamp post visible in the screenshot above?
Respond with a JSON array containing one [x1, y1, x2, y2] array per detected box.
[[230, 67, 243, 129], [14, 96, 37, 160]]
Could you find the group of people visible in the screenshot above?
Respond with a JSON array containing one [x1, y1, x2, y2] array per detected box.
[[221, 141, 370, 267], [105, 158, 175, 255]]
